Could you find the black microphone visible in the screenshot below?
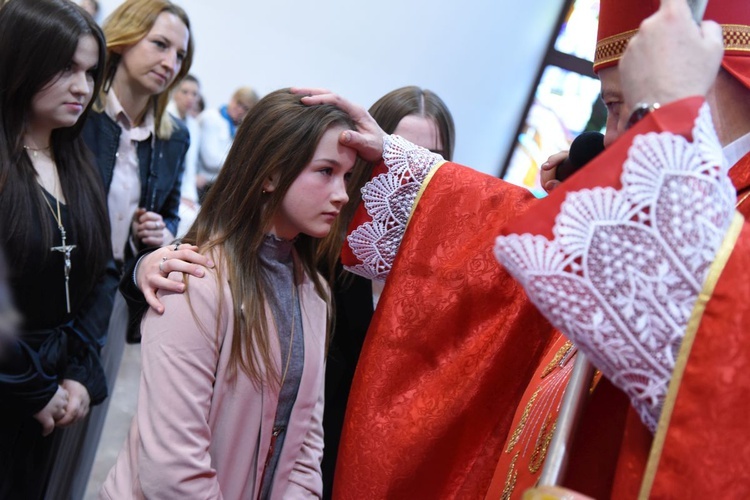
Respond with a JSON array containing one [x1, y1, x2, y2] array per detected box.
[[555, 131, 605, 182]]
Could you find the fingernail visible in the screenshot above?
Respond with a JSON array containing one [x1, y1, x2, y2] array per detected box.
[[541, 162, 549, 169], [207, 260, 215, 267], [341, 131, 351, 143]]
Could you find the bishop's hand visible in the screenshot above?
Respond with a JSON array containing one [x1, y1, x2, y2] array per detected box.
[[619, 0, 723, 117], [293, 88, 387, 162]]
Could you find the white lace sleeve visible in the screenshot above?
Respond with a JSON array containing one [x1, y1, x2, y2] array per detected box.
[[345, 135, 444, 281], [494, 103, 736, 432]]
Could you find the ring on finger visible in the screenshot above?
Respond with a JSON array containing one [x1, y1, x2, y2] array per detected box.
[[159, 256, 168, 274], [173, 241, 180, 251]]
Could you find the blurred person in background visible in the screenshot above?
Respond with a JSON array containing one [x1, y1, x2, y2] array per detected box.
[[79, 0, 100, 22], [196, 85, 258, 200], [167, 74, 202, 236]]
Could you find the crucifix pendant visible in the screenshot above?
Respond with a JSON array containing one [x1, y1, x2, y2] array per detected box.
[[51, 226, 76, 314]]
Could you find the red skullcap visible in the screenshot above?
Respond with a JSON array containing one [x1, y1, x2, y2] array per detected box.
[[593, 0, 658, 73]]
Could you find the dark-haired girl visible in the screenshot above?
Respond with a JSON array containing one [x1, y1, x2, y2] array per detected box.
[[0, 0, 117, 497]]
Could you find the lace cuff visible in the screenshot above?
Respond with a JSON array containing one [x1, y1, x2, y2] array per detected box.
[[494, 103, 736, 431], [345, 135, 444, 281]]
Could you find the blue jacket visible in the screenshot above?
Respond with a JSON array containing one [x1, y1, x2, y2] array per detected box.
[[82, 110, 189, 262]]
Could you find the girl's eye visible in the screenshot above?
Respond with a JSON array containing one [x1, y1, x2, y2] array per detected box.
[[319, 168, 333, 176], [176, 52, 186, 63], [344, 172, 353, 183], [153, 40, 167, 49]]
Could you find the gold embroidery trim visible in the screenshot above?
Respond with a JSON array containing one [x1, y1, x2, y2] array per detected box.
[[506, 387, 541, 453], [724, 24, 750, 52], [594, 24, 750, 71], [501, 452, 520, 500], [589, 369, 602, 393], [594, 29, 638, 71], [638, 211, 744, 499], [405, 160, 446, 230], [541, 340, 574, 379], [528, 415, 556, 474]]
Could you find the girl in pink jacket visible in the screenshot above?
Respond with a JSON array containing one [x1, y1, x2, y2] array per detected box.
[[101, 89, 357, 499]]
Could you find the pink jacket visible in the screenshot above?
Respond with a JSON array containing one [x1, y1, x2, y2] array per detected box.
[[100, 262, 327, 499]]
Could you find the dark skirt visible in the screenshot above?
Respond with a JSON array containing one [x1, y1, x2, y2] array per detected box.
[[0, 411, 59, 500]]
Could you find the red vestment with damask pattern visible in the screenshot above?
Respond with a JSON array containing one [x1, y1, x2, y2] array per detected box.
[[486, 152, 750, 499], [490, 98, 750, 499], [333, 164, 559, 499]]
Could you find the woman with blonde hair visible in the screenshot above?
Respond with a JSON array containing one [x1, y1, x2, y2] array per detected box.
[[102, 89, 356, 498], [83, 0, 193, 266], [63, 0, 194, 496]]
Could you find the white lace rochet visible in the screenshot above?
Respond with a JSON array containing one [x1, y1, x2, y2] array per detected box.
[[494, 104, 736, 431], [346, 135, 444, 281]]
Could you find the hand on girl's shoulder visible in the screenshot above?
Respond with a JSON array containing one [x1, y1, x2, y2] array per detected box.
[[143, 263, 228, 348]]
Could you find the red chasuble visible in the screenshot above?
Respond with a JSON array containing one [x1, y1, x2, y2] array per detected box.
[[487, 135, 750, 500], [484, 335, 632, 499], [608, 144, 750, 500], [333, 163, 558, 499], [493, 97, 750, 498]]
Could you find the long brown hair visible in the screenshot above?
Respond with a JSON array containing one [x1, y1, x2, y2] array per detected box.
[[183, 89, 355, 386], [97, 0, 194, 139], [0, 0, 110, 291], [318, 86, 456, 274]]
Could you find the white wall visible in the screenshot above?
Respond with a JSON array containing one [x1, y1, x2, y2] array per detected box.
[[96, 0, 563, 176]]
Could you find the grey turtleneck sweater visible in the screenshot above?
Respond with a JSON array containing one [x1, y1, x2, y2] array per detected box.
[[258, 234, 305, 499]]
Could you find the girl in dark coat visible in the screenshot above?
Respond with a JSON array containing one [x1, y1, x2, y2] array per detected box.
[[0, 1, 116, 497]]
